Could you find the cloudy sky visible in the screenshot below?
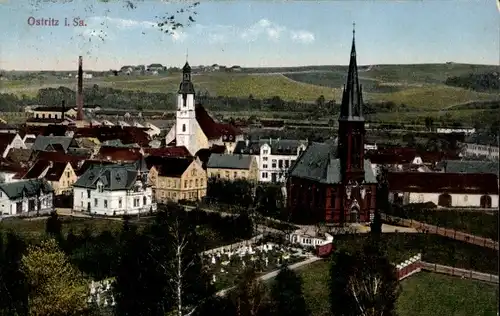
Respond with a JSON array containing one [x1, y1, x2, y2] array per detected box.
[[0, 0, 498, 70]]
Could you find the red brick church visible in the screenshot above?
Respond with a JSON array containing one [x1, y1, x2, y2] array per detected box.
[[286, 28, 377, 224]]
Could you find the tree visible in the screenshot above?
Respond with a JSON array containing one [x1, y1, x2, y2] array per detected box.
[[270, 267, 309, 316], [21, 239, 89, 316], [329, 245, 401, 316], [45, 211, 62, 242], [316, 95, 325, 108], [230, 268, 268, 316]]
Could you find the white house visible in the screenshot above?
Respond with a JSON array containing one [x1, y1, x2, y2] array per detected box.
[[387, 172, 499, 209], [164, 62, 243, 156], [0, 179, 54, 217], [287, 229, 334, 248], [72, 160, 157, 216], [436, 127, 476, 135], [143, 122, 161, 138], [233, 138, 308, 183], [0, 133, 26, 158], [460, 142, 499, 160]]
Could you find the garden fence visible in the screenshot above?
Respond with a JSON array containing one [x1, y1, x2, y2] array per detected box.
[[381, 213, 499, 250], [420, 262, 499, 284]]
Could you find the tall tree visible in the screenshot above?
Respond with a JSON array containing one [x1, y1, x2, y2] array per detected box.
[[45, 211, 62, 242], [329, 250, 356, 316], [21, 238, 89, 316], [270, 266, 309, 316], [230, 268, 268, 316]]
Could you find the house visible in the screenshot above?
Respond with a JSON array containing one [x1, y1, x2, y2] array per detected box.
[[207, 154, 259, 182], [0, 179, 54, 217], [164, 62, 244, 156], [23, 160, 77, 195], [147, 64, 165, 72], [120, 66, 134, 75], [286, 31, 378, 224], [31, 136, 79, 153], [387, 172, 498, 209], [460, 141, 499, 160], [147, 157, 206, 203], [435, 160, 498, 176], [29, 105, 77, 120], [0, 133, 26, 158], [5, 148, 33, 167], [144, 146, 192, 158], [436, 127, 476, 135], [0, 163, 26, 184], [143, 122, 161, 138], [25, 117, 74, 127], [73, 160, 156, 216], [234, 138, 308, 183]]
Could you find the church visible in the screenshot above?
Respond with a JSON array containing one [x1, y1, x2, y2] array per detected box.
[[286, 29, 377, 224], [165, 62, 244, 156]]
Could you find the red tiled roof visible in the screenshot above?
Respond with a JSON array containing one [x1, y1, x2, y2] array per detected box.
[[32, 151, 89, 169], [74, 126, 151, 146], [0, 133, 16, 155], [45, 162, 68, 181], [23, 160, 50, 179], [147, 156, 194, 178], [144, 146, 192, 158], [195, 104, 242, 140], [387, 172, 498, 195], [95, 147, 143, 162], [19, 124, 70, 138]]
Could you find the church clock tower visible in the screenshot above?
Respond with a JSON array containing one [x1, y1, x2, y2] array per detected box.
[[176, 62, 198, 155]]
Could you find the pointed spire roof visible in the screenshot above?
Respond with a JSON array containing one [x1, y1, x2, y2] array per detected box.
[[339, 23, 364, 122], [179, 61, 195, 95]]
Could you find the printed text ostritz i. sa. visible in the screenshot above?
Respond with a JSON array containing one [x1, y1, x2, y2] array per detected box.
[[27, 17, 87, 27]]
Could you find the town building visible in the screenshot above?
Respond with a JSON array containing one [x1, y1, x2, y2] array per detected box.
[[23, 160, 77, 195], [146, 157, 206, 203], [207, 153, 259, 182], [387, 172, 498, 209], [286, 29, 378, 224], [460, 141, 499, 160], [0, 133, 26, 158], [28, 105, 77, 120], [164, 62, 244, 156], [72, 160, 156, 216], [233, 138, 308, 183], [31, 136, 80, 153], [0, 179, 54, 216]]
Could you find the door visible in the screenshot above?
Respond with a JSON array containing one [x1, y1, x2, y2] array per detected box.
[[16, 202, 23, 214], [349, 208, 359, 223], [271, 173, 277, 183], [480, 195, 492, 208]]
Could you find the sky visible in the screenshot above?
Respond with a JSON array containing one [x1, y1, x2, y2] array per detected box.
[[0, 0, 499, 70]]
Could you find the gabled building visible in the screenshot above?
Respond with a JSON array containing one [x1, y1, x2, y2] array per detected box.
[[31, 136, 79, 153], [146, 156, 206, 203], [0, 179, 54, 216], [207, 154, 259, 182], [0, 133, 26, 158], [287, 29, 377, 224], [73, 161, 155, 216], [164, 62, 244, 156], [23, 160, 77, 195]]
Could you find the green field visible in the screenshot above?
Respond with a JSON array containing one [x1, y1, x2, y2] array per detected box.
[[297, 261, 499, 316]]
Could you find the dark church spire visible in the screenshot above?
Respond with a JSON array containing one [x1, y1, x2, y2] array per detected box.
[[339, 23, 364, 122], [178, 61, 195, 95]]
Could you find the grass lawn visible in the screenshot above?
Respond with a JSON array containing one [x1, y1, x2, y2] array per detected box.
[[297, 261, 499, 316]]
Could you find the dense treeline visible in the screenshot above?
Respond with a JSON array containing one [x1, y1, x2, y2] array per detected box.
[[445, 72, 500, 92]]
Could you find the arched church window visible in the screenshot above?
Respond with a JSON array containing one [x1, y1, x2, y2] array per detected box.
[[182, 124, 186, 132]]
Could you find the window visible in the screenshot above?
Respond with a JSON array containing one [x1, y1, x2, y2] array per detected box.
[[94, 198, 98, 207], [278, 160, 283, 168], [191, 169, 197, 176], [233, 172, 237, 178], [271, 162, 277, 168], [225, 171, 230, 178], [143, 196, 147, 206], [48, 114, 52, 118], [67, 171, 70, 178], [118, 198, 122, 208], [81, 192, 83, 198], [263, 164, 268, 169], [262, 172, 268, 178], [182, 124, 186, 132], [104, 200, 108, 208], [284, 160, 290, 168], [42, 114, 45, 119], [262, 149, 269, 155], [263, 157, 268, 161], [189, 180, 193, 187], [184, 180, 188, 188], [87, 190, 91, 198], [463, 195, 468, 202], [195, 179, 198, 187]]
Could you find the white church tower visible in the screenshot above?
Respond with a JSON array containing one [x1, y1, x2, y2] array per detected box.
[[175, 62, 198, 155]]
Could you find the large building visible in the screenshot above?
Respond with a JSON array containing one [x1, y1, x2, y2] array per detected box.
[[164, 62, 244, 156], [286, 29, 377, 224]]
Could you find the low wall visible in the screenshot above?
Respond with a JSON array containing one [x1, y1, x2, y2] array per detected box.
[[421, 262, 499, 284], [381, 213, 499, 250], [395, 253, 422, 281]]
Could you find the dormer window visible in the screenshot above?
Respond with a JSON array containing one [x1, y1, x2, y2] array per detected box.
[[97, 183, 104, 193]]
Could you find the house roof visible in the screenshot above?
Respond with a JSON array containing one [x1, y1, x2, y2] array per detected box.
[[195, 104, 242, 140], [0, 133, 16, 154], [0, 179, 53, 200], [5, 148, 32, 165], [195, 145, 226, 169], [95, 147, 143, 162], [74, 163, 144, 191], [436, 160, 499, 175], [288, 141, 377, 184], [31, 151, 89, 170], [74, 126, 151, 146], [144, 146, 192, 158], [45, 162, 68, 181], [32, 106, 75, 112], [31, 136, 76, 152], [387, 172, 498, 195], [19, 124, 70, 138], [207, 154, 254, 170], [147, 156, 194, 178], [234, 138, 308, 156], [23, 160, 50, 179]]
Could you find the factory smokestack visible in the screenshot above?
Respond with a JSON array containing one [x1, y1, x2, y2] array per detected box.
[[76, 56, 84, 120]]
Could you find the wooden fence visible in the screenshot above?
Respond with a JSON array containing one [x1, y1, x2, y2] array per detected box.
[[421, 262, 499, 284], [381, 213, 499, 250]]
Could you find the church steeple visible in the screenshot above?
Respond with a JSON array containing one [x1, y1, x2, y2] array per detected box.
[[178, 61, 195, 95], [339, 23, 364, 122]]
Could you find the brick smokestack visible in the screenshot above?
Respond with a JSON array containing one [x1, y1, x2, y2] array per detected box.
[[76, 56, 84, 120]]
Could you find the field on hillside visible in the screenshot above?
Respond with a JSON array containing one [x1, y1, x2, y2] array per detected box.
[[298, 261, 499, 316]]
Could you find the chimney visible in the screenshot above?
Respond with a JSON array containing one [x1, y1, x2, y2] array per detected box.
[[61, 100, 65, 121], [76, 56, 84, 120]]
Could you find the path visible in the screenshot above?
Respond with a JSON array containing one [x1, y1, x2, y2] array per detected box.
[[216, 256, 322, 297]]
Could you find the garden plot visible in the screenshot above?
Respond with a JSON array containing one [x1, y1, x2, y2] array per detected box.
[[203, 242, 313, 290]]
